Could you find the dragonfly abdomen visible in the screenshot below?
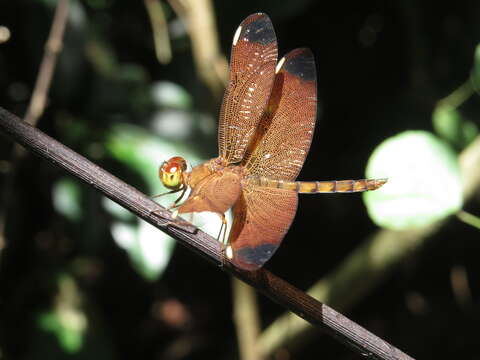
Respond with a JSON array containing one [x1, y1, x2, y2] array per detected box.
[[252, 177, 387, 193]]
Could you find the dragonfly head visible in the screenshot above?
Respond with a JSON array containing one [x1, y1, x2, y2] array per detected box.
[[159, 156, 187, 190]]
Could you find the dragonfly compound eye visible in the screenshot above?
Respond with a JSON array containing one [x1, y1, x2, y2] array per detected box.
[[159, 157, 186, 190]]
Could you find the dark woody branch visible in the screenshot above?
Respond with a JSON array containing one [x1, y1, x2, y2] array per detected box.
[[0, 107, 414, 360]]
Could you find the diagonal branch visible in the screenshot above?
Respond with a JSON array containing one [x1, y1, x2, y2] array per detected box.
[[258, 136, 480, 356], [0, 107, 414, 360]]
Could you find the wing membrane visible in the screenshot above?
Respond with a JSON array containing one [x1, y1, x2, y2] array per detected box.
[[243, 48, 317, 180], [229, 184, 298, 270], [218, 13, 278, 164]]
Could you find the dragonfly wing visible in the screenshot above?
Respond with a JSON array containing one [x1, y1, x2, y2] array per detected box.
[[218, 13, 278, 164], [229, 184, 298, 270], [227, 49, 317, 270], [243, 48, 317, 181]]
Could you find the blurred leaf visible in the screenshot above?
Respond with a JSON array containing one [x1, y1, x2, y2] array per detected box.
[[104, 123, 203, 192], [363, 131, 463, 230], [39, 312, 84, 353], [52, 178, 83, 222], [55, 113, 90, 144], [150, 109, 195, 141], [104, 123, 207, 280], [432, 106, 478, 149], [87, 63, 151, 115], [151, 81, 193, 109], [37, 274, 87, 353], [85, 36, 118, 77], [118, 63, 149, 84], [175, 208, 233, 243], [102, 197, 135, 221], [111, 220, 175, 281]]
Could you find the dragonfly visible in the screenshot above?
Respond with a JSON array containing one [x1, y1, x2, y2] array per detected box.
[[158, 13, 386, 271]]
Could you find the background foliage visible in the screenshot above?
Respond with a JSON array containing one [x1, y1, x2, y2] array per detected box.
[[1, 0, 480, 359]]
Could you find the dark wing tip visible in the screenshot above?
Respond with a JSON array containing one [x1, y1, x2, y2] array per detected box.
[[231, 243, 279, 271], [237, 13, 276, 46], [281, 48, 316, 81]]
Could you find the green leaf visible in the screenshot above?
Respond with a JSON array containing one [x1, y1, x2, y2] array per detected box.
[[150, 109, 195, 141], [110, 220, 175, 281], [102, 197, 135, 221], [52, 178, 83, 222], [363, 131, 463, 230], [432, 106, 478, 149], [37, 275, 87, 354], [151, 81, 193, 109], [104, 123, 203, 193]]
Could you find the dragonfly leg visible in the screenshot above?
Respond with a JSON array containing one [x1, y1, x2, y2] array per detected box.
[[148, 210, 197, 234], [168, 203, 181, 211], [152, 186, 188, 210], [149, 187, 197, 233], [216, 214, 229, 268], [216, 213, 228, 245], [151, 187, 183, 199], [171, 186, 188, 207]]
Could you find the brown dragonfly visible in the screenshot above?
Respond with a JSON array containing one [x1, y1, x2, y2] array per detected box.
[[158, 13, 386, 271]]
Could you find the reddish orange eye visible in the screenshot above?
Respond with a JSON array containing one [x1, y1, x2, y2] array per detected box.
[[159, 157, 187, 190], [168, 156, 187, 171]]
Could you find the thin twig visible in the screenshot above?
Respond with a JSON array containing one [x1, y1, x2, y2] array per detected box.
[[24, 0, 70, 126], [436, 79, 475, 110], [0, 107, 415, 360], [456, 210, 480, 230], [258, 135, 480, 356], [168, 0, 228, 98], [0, 0, 70, 252], [450, 265, 472, 307], [232, 278, 263, 360], [144, 0, 172, 64]]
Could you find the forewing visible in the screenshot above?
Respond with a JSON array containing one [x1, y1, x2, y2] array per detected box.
[[228, 185, 297, 270], [218, 13, 278, 164], [243, 48, 317, 180]]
